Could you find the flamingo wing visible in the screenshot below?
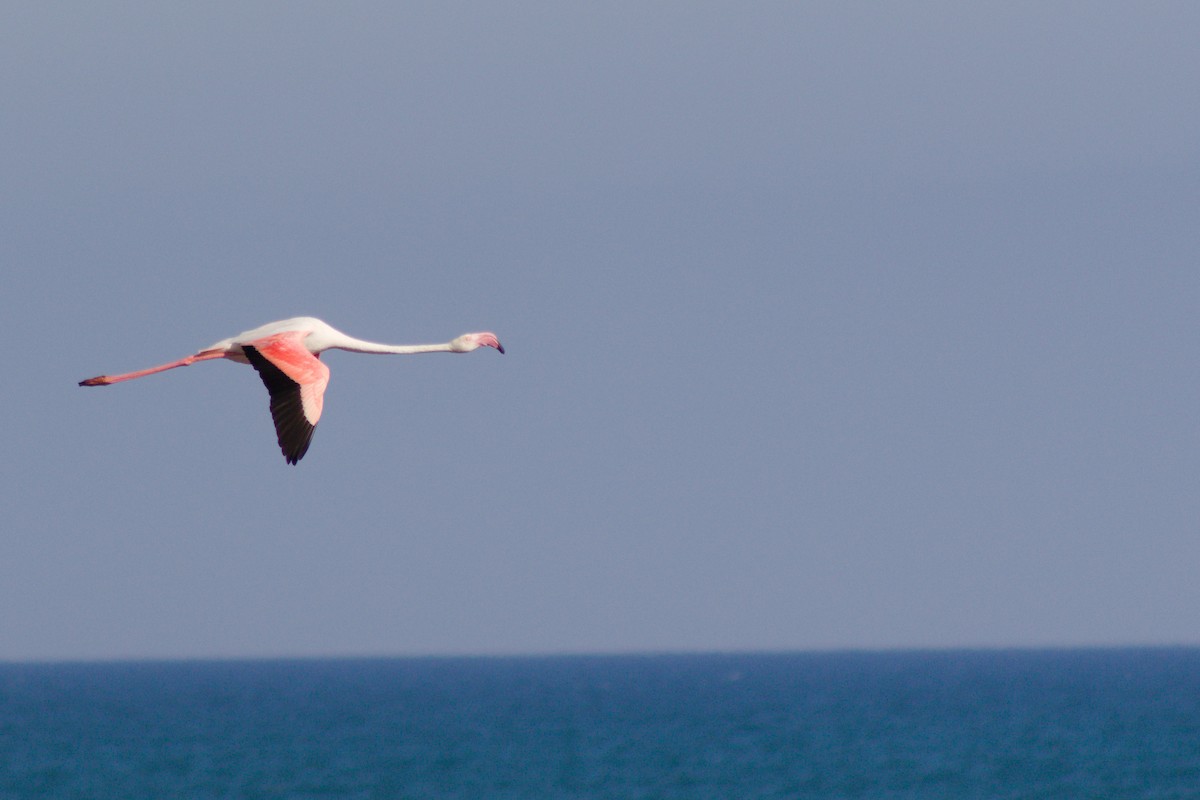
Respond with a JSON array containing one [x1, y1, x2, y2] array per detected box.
[[241, 332, 331, 464]]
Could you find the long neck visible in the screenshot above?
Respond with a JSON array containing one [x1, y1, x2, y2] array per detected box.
[[330, 334, 455, 355]]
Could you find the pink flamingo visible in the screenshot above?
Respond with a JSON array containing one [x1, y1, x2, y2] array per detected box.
[[80, 317, 504, 464]]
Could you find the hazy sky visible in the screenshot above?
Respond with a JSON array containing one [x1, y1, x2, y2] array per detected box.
[[3, 3, 1199, 660]]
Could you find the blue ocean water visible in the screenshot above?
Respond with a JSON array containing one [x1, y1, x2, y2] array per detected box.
[[1, 649, 1198, 799]]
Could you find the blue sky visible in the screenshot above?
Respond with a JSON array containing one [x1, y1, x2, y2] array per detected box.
[[3, 3, 1199, 660]]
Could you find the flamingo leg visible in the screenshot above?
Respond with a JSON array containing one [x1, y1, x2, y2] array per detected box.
[[79, 349, 227, 386]]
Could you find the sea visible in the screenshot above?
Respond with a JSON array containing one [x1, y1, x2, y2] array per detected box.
[[1, 649, 1198, 799]]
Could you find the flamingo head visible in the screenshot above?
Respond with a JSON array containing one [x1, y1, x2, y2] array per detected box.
[[451, 332, 505, 354]]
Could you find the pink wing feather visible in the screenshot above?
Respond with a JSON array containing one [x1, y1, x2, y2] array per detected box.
[[241, 332, 331, 464]]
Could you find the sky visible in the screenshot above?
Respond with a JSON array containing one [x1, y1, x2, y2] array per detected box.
[[2, 2, 1199, 661]]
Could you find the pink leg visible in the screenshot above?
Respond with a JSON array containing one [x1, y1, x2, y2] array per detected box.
[[79, 349, 227, 386]]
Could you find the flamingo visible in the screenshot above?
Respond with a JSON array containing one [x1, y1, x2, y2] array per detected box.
[[80, 317, 504, 464]]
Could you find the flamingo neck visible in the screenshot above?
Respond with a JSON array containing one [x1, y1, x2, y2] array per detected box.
[[330, 336, 455, 355]]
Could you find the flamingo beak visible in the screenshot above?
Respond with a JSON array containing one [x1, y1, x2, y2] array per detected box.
[[478, 333, 504, 354]]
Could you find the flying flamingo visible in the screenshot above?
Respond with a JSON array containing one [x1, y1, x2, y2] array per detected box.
[[80, 317, 504, 464]]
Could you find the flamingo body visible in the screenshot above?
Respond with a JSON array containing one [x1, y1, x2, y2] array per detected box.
[[80, 317, 504, 464]]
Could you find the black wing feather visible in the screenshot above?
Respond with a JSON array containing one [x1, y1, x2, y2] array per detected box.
[[243, 345, 317, 464]]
